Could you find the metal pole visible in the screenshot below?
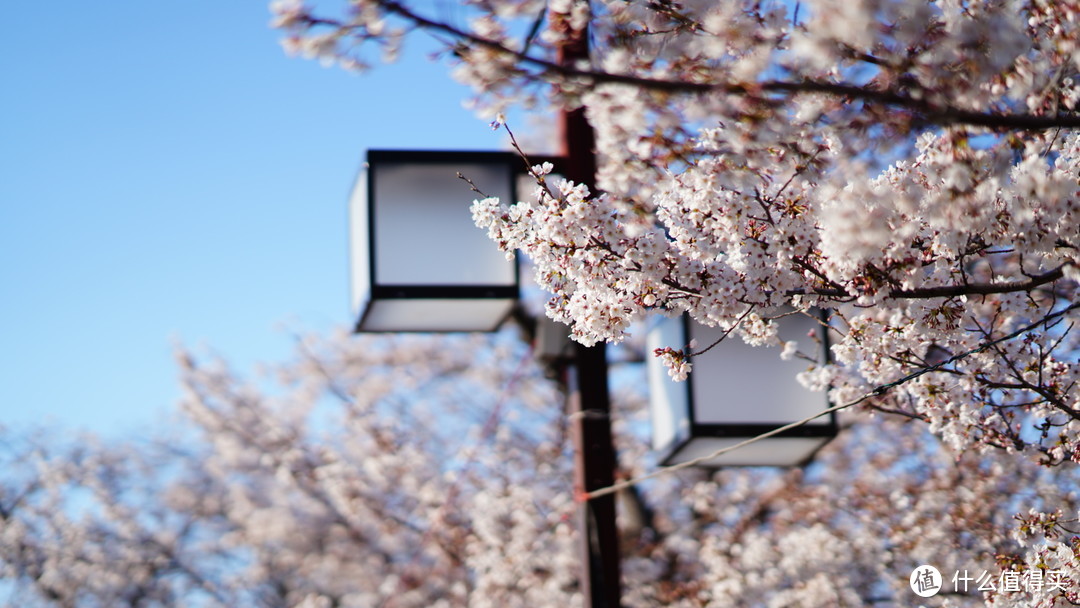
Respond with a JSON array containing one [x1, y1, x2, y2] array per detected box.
[[568, 344, 621, 608], [556, 5, 622, 607]]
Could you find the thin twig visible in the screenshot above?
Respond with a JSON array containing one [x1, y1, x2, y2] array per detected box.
[[689, 306, 756, 358]]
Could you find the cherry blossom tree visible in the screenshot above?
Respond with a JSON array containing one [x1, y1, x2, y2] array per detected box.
[[1, 330, 1079, 607], [270, 0, 1080, 453], [265, 1, 1080, 603]]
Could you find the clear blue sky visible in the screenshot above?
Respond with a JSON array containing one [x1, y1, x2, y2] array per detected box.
[[1, 3, 518, 435]]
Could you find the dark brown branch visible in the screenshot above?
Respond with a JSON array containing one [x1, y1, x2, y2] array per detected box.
[[806, 265, 1066, 300], [354, 2, 1080, 132], [688, 305, 756, 358], [867, 404, 928, 421]]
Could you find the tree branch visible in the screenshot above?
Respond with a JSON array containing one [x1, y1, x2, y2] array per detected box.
[[340, 1, 1080, 132], [804, 265, 1067, 300]]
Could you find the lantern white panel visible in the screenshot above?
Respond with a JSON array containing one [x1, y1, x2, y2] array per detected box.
[[361, 298, 516, 332], [373, 162, 515, 286], [689, 314, 827, 425], [349, 167, 371, 317], [666, 436, 830, 467], [646, 316, 691, 452]]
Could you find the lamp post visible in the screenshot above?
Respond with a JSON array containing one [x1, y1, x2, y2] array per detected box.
[[551, 10, 622, 607], [348, 151, 839, 601], [348, 155, 840, 604]]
